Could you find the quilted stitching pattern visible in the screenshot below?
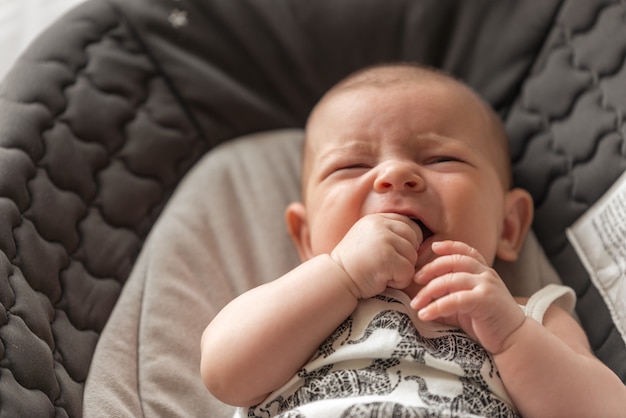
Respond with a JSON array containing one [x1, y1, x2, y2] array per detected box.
[[506, 0, 626, 378], [0, 2, 205, 415]]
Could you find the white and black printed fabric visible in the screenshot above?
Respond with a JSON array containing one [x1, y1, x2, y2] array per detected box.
[[241, 285, 574, 418]]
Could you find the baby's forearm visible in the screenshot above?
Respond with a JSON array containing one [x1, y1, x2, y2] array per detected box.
[[494, 315, 626, 417], [201, 254, 358, 406]]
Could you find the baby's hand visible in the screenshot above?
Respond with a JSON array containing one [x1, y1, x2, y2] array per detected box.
[[410, 241, 525, 354], [330, 213, 423, 300]]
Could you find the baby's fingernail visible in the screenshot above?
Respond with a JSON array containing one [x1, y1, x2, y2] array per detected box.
[[418, 307, 432, 321]]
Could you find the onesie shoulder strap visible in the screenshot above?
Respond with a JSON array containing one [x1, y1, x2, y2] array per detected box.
[[523, 284, 576, 324]]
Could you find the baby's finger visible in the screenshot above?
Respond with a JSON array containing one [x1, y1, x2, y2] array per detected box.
[[391, 236, 419, 269], [416, 290, 480, 321], [415, 251, 486, 285], [431, 241, 488, 265], [410, 271, 479, 311], [387, 259, 420, 290], [380, 213, 424, 248]]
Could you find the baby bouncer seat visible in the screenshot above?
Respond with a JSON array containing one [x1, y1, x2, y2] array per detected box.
[[1, 0, 625, 416]]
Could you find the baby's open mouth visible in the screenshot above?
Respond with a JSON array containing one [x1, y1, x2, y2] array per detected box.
[[411, 218, 433, 242]]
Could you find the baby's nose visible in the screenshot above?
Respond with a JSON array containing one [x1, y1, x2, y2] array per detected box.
[[373, 161, 424, 192]]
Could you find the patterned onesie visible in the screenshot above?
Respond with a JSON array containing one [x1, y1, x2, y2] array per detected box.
[[237, 284, 575, 418]]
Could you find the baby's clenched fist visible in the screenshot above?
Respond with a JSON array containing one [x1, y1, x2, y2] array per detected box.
[[330, 213, 423, 299]]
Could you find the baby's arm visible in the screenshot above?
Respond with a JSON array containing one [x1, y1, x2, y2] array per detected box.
[[495, 301, 626, 417], [201, 254, 360, 406], [201, 213, 422, 406], [411, 240, 626, 417]]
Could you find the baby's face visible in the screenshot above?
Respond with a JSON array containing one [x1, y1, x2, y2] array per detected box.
[[300, 79, 511, 269]]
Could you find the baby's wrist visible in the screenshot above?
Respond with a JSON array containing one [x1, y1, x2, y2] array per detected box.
[[325, 253, 362, 300], [491, 316, 530, 356]]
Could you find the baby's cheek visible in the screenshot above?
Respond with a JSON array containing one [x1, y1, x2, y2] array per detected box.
[[310, 222, 350, 255]]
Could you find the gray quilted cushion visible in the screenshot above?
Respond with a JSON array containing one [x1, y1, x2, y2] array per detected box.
[[0, 2, 205, 416], [506, 0, 626, 377]]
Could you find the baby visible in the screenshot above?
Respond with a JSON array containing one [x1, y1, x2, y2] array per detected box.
[[201, 64, 626, 417]]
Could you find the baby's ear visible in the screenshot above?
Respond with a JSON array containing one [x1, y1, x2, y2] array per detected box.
[[285, 202, 314, 262], [497, 188, 534, 262]]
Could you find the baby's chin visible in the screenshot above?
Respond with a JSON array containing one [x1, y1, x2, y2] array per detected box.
[[416, 242, 436, 268], [400, 282, 425, 300]]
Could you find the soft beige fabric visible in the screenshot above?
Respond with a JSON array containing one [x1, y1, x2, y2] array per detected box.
[[84, 129, 563, 418]]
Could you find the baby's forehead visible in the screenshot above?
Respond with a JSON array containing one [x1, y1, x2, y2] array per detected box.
[[304, 67, 512, 186], [332, 65, 452, 90], [309, 77, 494, 142], [322, 73, 456, 104], [314, 74, 481, 126]]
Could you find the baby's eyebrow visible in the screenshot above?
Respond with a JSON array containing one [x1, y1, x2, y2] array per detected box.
[[318, 140, 376, 162], [412, 132, 453, 146], [412, 132, 478, 153]]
